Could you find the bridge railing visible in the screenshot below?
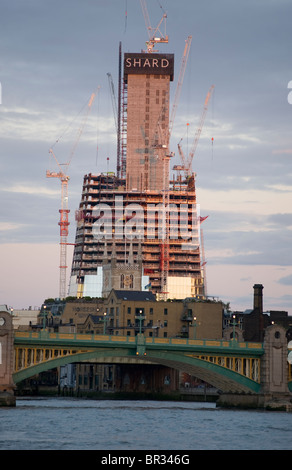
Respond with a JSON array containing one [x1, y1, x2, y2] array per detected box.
[[14, 330, 263, 352]]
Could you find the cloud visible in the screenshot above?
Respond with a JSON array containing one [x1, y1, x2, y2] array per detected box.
[[1, 184, 59, 197], [0, 222, 26, 232], [272, 149, 292, 155], [278, 274, 292, 286]]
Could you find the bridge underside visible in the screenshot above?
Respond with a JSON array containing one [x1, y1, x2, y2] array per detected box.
[[13, 347, 261, 394], [144, 353, 260, 393]]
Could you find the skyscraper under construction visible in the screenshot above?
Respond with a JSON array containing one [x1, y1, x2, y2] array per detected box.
[[69, 39, 205, 300]]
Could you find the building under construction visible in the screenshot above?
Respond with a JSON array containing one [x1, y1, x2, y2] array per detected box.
[[69, 36, 206, 300]]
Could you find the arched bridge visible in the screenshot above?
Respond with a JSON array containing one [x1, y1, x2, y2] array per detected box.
[[13, 331, 268, 394]]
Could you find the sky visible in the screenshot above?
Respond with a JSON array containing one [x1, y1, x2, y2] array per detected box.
[[0, 0, 292, 315]]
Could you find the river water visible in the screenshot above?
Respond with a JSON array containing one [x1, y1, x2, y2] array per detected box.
[[0, 397, 292, 451]]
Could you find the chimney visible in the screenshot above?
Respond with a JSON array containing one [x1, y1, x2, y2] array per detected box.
[[253, 284, 264, 314]]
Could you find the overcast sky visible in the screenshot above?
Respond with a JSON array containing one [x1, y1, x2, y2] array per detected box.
[[0, 0, 292, 314]]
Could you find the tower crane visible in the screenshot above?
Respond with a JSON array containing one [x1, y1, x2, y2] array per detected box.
[[47, 89, 98, 299], [169, 35, 192, 143], [140, 0, 168, 53], [107, 72, 118, 133], [178, 84, 215, 178]]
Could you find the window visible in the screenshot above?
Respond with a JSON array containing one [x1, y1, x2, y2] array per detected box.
[[164, 308, 168, 315]]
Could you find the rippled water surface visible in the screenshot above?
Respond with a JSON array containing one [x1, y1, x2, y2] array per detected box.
[[1, 397, 292, 450]]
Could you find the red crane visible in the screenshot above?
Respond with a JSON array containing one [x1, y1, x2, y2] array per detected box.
[[47, 89, 98, 298]]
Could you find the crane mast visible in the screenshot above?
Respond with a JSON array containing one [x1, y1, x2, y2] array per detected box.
[[46, 155, 70, 300], [178, 84, 215, 178], [169, 35, 192, 141], [107, 72, 118, 133], [47, 89, 98, 299]]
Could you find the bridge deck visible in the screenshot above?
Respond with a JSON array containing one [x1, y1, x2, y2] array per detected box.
[[14, 331, 264, 356]]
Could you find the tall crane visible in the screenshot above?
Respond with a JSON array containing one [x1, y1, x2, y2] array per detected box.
[[178, 84, 215, 178], [107, 72, 118, 133], [140, 0, 168, 53], [169, 35, 192, 142], [47, 89, 98, 299]]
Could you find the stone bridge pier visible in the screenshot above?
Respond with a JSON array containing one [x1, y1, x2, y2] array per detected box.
[[217, 324, 292, 411], [0, 310, 15, 406]]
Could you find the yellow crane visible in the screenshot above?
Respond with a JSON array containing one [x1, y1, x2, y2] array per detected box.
[[47, 89, 98, 299]]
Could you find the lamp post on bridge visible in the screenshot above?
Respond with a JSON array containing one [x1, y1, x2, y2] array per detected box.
[[102, 312, 108, 335], [135, 309, 146, 356], [135, 309, 146, 335], [232, 314, 237, 344], [42, 305, 47, 330], [192, 316, 197, 340]]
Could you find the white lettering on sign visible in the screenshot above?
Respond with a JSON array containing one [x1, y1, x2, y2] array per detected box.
[[125, 57, 170, 69]]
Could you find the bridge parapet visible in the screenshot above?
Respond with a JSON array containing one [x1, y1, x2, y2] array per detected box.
[[14, 330, 264, 355]]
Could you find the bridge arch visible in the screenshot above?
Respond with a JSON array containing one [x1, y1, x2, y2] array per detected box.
[[145, 350, 261, 393], [13, 346, 261, 394]]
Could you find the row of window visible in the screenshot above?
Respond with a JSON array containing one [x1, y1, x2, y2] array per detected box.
[[127, 307, 169, 315], [105, 306, 170, 316]]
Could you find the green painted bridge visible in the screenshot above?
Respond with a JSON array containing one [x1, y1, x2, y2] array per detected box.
[[13, 330, 269, 394]]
